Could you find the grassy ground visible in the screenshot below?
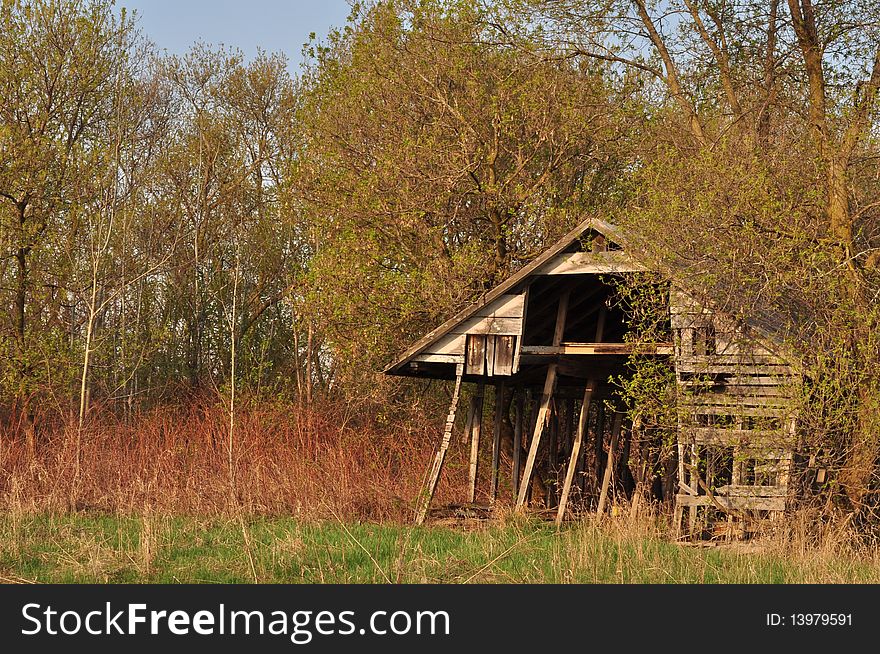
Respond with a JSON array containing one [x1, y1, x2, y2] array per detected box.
[[1, 512, 879, 583]]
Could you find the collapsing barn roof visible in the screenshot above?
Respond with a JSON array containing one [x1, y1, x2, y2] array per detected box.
[[384, 215, 800, 381], [384, 216, 657, 382], [384, 216, 806, 534]]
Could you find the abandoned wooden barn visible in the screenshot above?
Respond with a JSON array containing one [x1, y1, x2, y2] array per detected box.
[[384, 217, 802, 536]]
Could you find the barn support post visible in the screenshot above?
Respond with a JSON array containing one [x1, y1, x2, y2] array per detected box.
[[516, 364, 558, 510], [512, 386, 524, 498], [577, 396, 589, 495], [458, 395, 477, 446], [618, 417, 632, 496], [547, 401, 559, 506], [556, 381, 596, 525], [674, 439, 687, 536], [415, 366, 464, 525], [629, 416, 646, 519], [597, 412, 624, 517], [594, 400, 606, 501], [565, 398, 575, 463], [526, 389, 538, 504], [490, 381, 506, 503], [467, 380, 485, 504], [516, 290, 569, 511], [688, 443, 699, 535]]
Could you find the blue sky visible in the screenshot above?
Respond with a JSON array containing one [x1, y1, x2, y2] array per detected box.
[[119, 0, 353, 67]]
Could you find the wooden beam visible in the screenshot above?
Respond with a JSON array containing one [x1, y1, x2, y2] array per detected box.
[[490, 381, 505, 503], [411, 353, 463, 364], [595, 306, 607, 342], [512, 387, 524, 498], [556, 381, 596, 525], [516, 290, 569, 511], [597, 412, 624, 517], [512, 286, 529, 374], [552, 291, 570, 345], [689, 443, 698, 534], [521, 343, 674, 356], [467, 381, 485, 503], [594, 401, 605, 492], [415, 368, 464, 525], [515, 364, 557, 510], [459, 394, 477, 446]]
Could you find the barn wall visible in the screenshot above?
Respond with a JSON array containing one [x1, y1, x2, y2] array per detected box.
[[412, 293, 525, 364], [670, 287, 799, 524]]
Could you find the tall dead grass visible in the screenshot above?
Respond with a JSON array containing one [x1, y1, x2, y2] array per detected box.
[[0, 397, 463, 521]]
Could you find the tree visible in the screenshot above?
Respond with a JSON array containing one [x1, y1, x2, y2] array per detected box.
[[295, 0, 631, 384], [154, 47, 302, 397], [523, 0, 880, 516]]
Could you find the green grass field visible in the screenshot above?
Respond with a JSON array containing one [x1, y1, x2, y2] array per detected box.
[[1, 513, 878, 584]]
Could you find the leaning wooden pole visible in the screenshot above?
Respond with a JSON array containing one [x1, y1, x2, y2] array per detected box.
[[490, 381, 505, 503], [512, 387, 524, 498], [514, 291, 571, 511], [515, 364, 557, 510], [597, 412, 624, 518], [555, 381, 596, 525], [467, 380, 485, 504], [516, 290, 570, 511], [415, 367, 464, 525]]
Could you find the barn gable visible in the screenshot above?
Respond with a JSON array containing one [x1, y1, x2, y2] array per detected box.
[[384, 217, 644, 380]]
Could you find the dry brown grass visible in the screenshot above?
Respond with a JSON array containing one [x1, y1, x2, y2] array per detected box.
[[0, 397, 465, 521]]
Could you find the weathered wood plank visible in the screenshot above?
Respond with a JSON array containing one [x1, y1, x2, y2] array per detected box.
[[453, 315, 523, 337], [466, 335, 486, 376], [421, 332, 466, 357], [680, 374, 799, 386], [512, 286, 529, 375], [515, 364, 557, 510], [677, 352, 790, 365], [412, 353, 463, 364], [490, 381, 505, 503], [537, 251, 645, 275], [680, 395, 793, 408], [597, 412, 624, 517], [522, 343, 674, 356], [715, 485, 788, 497], [415, 368, 464, 525], [678, 360, 792, 373], [682, 386, 795, 400], [484, 334, 496, 377], [685, 404, 794, 418], [468, 382, 485, 503], [682, 427, 797, 447], [512, 387, 524, 498], [468, 294, 526, 319], [556, 380, 596, 525], [494, 335, 516, 376], [516, 290, 569, 511]]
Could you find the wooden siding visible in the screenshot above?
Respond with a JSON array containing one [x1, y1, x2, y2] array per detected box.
[[670, 287, 798, 521], [536, 250, 645, 275], [414, 293, 525, 366]]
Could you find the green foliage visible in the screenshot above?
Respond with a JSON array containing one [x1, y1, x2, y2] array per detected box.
[[294, 0, 633, 381], [607, 273, 677, 435]]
